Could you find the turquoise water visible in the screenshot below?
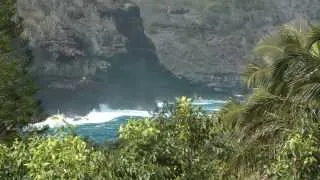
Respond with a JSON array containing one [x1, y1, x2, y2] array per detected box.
[[74, 116, 132, 143], [64, 100, 227, 144], [36, 99, 231, 144]]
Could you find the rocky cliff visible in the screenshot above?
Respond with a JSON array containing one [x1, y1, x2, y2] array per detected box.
[[16, 0, 320, 113], [134, 0, 320, 82]]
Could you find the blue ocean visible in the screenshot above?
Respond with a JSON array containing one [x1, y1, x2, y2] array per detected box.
[[33, 99, 229, 144]]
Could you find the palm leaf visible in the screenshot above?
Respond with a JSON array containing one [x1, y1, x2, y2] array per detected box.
[[280, 19, 311, 48], [254, 19, 310, 65], [242, 89, 284, 121], [254, 31, 285, 65], [243, 63, 272, 88], [218, 99, 243, 131], [295, 82, 320, 103], [307, 25, 320, 51]]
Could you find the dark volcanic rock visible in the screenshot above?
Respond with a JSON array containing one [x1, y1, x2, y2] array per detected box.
[[18, 0, 320, 113], [20, 0, 220, 114]]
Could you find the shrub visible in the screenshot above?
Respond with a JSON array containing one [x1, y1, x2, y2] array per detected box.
[[0, 135, 106, 179]]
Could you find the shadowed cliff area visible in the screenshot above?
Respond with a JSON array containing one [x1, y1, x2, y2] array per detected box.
[[18, 0, 320, 112], [18, 0, 320, 114], [32, 1, 222, 114]]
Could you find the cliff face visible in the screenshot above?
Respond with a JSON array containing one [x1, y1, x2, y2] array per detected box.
[[134, 0, 320, 83], [17, 0, 216, 113], [16, 0, 320, 113], [17, 0, 124, 78]]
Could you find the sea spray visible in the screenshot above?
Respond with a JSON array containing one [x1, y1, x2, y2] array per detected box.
[[28, 99, 227, 143]]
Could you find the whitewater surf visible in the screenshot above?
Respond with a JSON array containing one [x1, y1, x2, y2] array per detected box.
[[30, 99, 227, 143]]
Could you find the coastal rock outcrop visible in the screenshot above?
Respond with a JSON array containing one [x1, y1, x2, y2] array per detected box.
[[17, 0, 215, 113], [16, 0, 320, 113], [133, 0, 320, 84]]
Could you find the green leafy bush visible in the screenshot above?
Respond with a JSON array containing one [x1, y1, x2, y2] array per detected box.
[[0, 135, 106, 180], [107, 97, 230, 180], [269, 132, 320, 179], [0, 0, 42, 143]]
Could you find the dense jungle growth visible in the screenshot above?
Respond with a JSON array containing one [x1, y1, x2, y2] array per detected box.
[[1, 0, 320, 179], [0, 0, 42, 143]]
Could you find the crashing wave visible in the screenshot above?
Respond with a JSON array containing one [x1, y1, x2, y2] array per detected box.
[[29, 99, 227, 129], [30, 109, 151, 129]]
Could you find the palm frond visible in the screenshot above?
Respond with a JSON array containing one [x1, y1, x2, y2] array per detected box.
[[218, 99, 243, 131], [254, 19, 310, 66], [254, 31, 285, 65], [269, 48, 320, 95], [230, 90, 294, 176], [269, 56, 292, 94], [233, 90, 286, 145], [295, 82, 320, 103], [244, 89, 284, 115], [309, 41, 320, 57], [243, 63, 272, 88], [279, 19, 311, 48], [307, 25, 320, 51], [229, 19, 320, 178]]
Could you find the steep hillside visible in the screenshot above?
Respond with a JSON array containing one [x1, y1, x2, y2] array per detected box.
[[134, 0, 320, 83], [16, 0, 320, 112]]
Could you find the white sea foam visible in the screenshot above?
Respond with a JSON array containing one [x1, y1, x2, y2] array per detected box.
[[31, 106, 151, 129], [155, 99, 226, 106], [30, 99, 226, 129], [192, 99, 226, 105]]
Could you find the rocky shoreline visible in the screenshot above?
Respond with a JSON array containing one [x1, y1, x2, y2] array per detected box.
[[17, 0, 320, 113]]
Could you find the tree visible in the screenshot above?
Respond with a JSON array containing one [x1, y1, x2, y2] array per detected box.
[[220, 19, 320, 177], [0, 135, 107, 179], [107, 97, 230, 180], [0, 0, 41, 142]]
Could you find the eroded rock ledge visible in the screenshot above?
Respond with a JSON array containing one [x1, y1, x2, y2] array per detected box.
[[18, 0, 320, 113], [18, 0, 222, 113]]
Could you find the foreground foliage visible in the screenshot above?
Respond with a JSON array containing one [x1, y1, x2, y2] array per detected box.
[[0, 94, 319, 179], [0, 0, 41, 143], [108, 97, 230, 180], [242, 19, 320, 178], [0, 135, 106, 179], [1, 1, 320, 179], [0, 98, 231, 180]]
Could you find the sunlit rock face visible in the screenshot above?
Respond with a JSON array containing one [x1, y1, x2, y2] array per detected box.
[[17, 0, 125, 113], [18, 0, 124, 77], [134, 0, 320, 83], [16, 0, 320, 113], [17, 0, 216, 114]]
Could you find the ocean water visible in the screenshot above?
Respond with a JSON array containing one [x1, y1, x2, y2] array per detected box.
[[32, 99, 227, 144]]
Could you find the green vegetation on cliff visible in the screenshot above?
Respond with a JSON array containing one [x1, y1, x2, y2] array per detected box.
[[0, 0, 41, 143], [223, 19, 320, 179]]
